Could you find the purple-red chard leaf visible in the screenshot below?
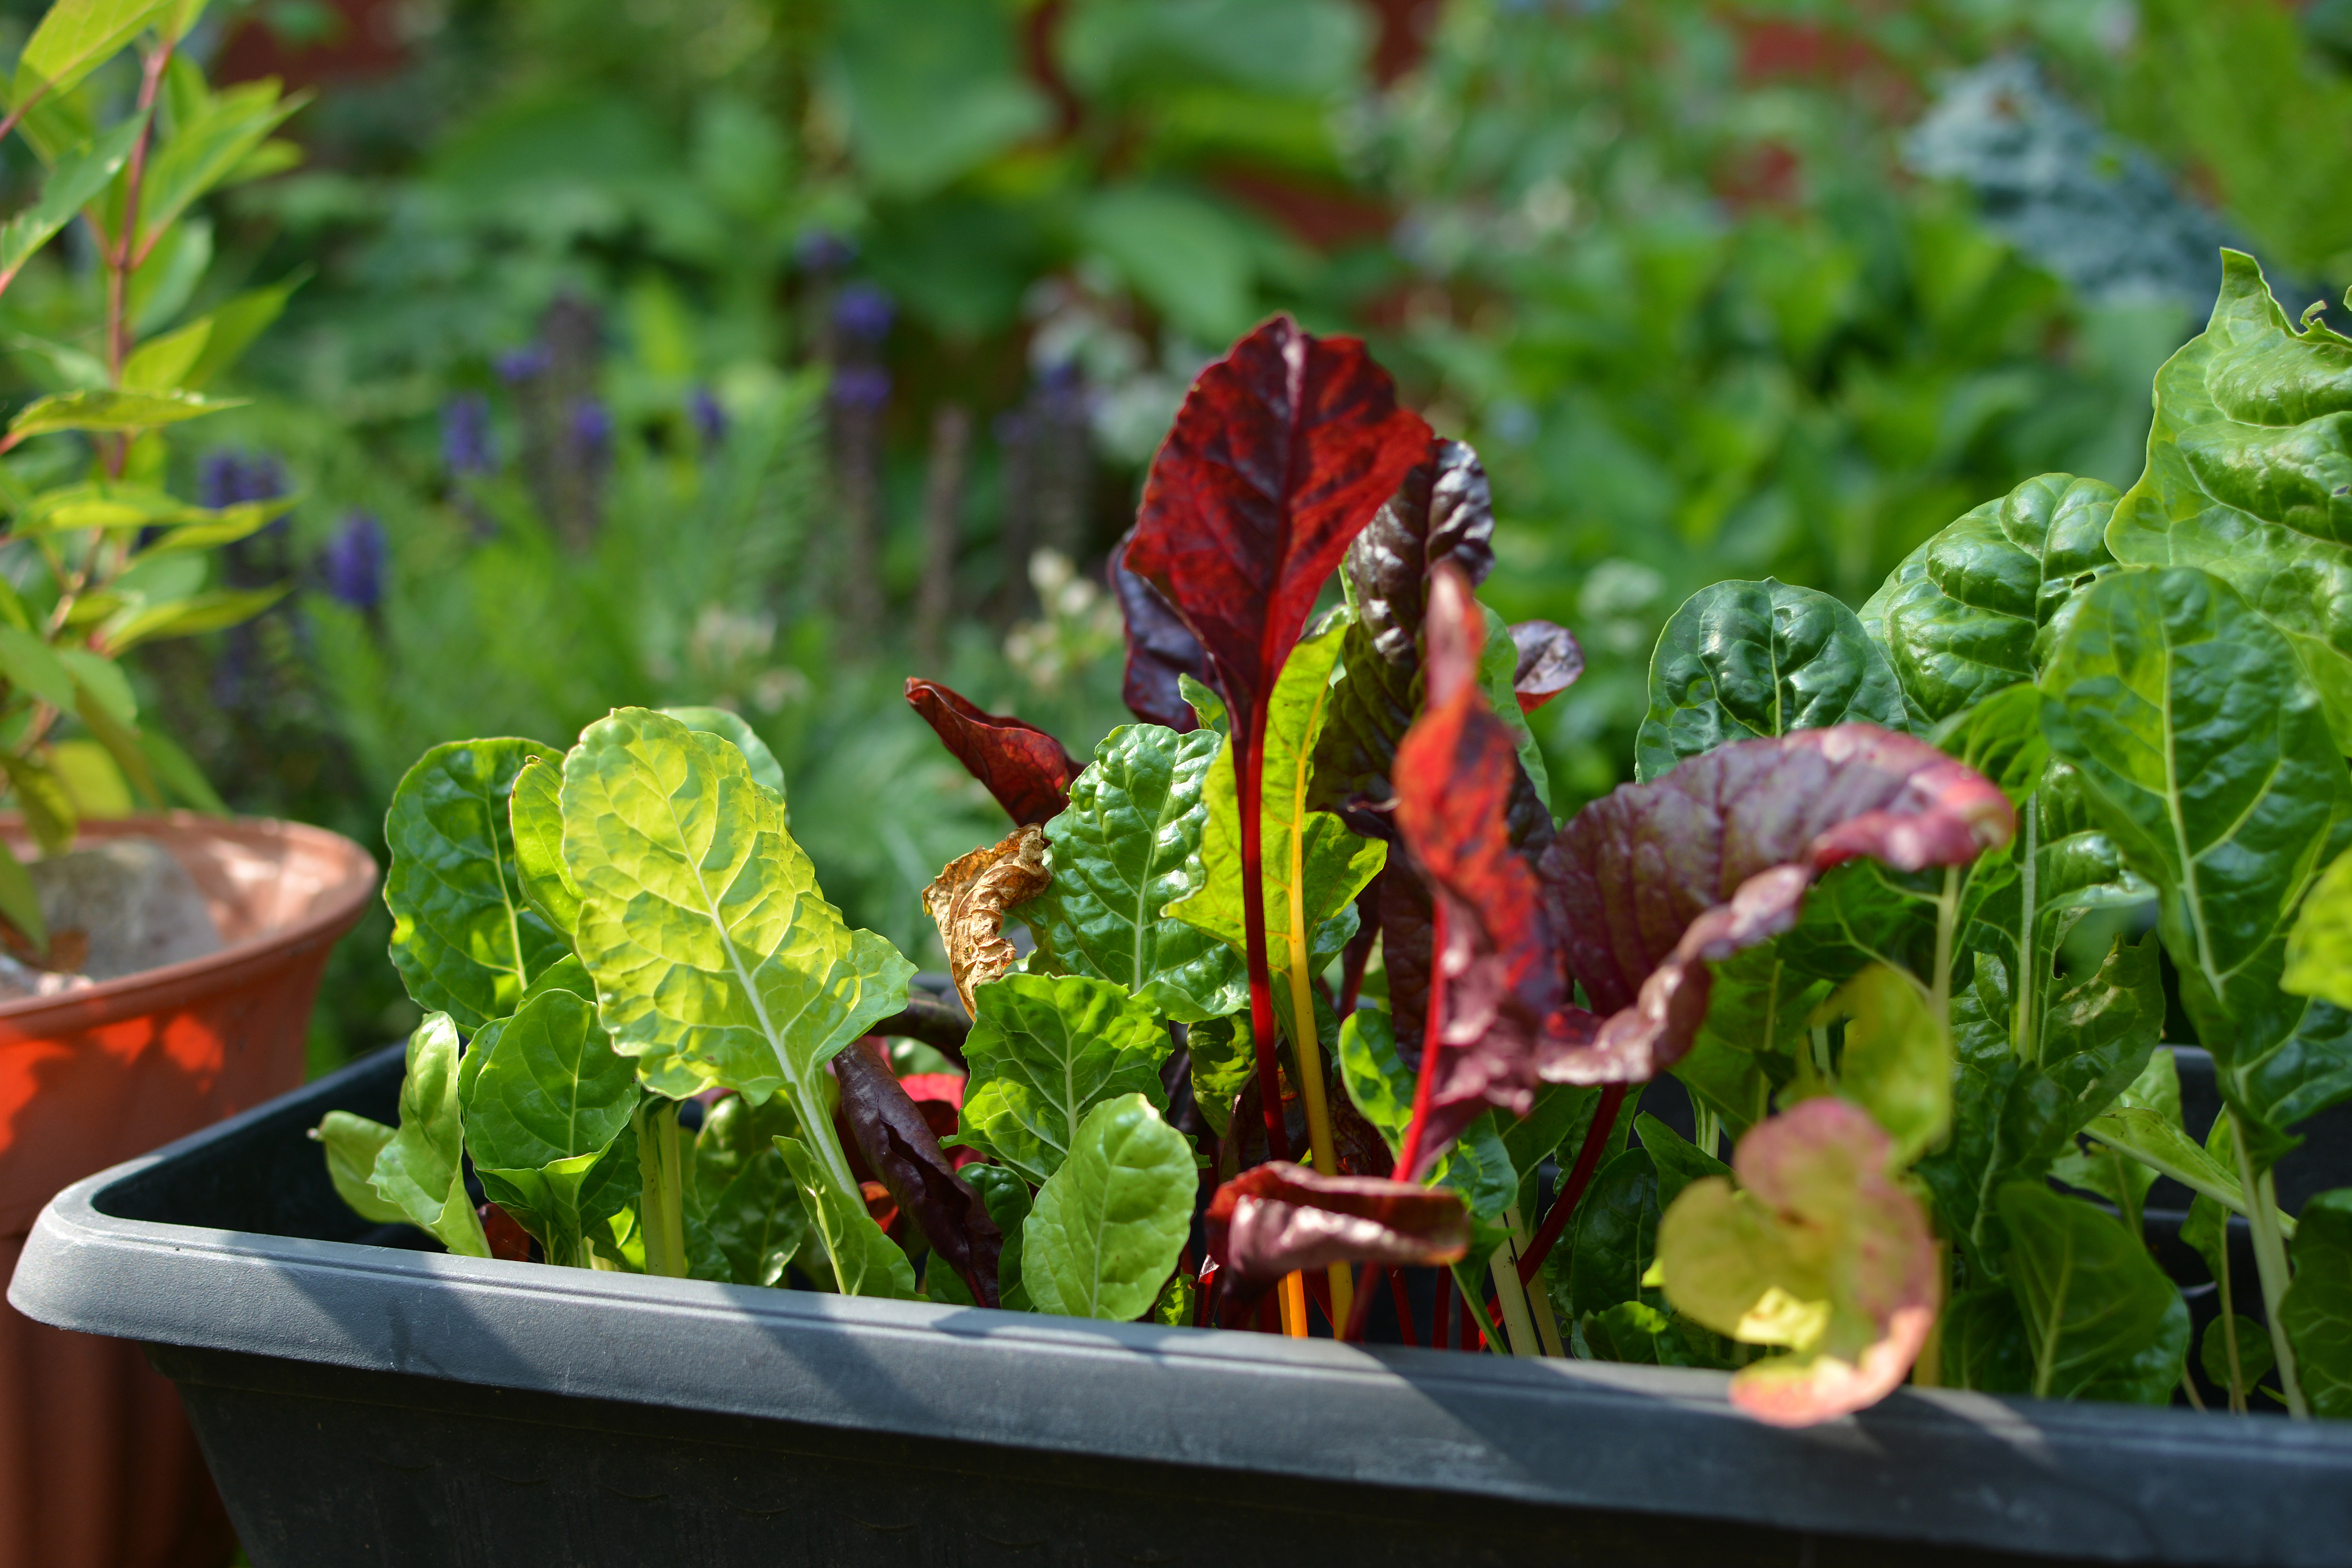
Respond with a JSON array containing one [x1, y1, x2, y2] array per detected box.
[[1206, 1161, 1469, 1296], [836, 1038, 1003, 1307], [1125, 316, 1432, 1163], [904, 678, 1080, 827], [1391, 566, 1563, 1176], [1110, 529, 1208, 731], [1538, 727, 2013, 1085], [1510, 620, 1583, 713]]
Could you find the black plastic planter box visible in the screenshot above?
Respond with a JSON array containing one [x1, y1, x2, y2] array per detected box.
[[12, 1046, 2352, 1568]]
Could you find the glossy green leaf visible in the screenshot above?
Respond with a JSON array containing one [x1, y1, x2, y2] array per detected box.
[[9, 0, 174, 115], [661, 705, 786, 804], [1020, 722, 1246, 1022], [1186, 1011, 1254, 1138], [700, 1144, 808, 1287], [1995, 1181, 2189, 1403], [772, 1134, 916, 1298], [2280, 1189, 2352, 1418], [560, 710, 911, 1189], [1555, 1147, 1659, 1323], [368, 1014, 491, 1258], [950, 972, 1168, 1185], [2107, 251, 2352, 750], [2285, 848, 2352, 1011], [1334, 1007, 1517, 1255], [1860, 474, 2119, 728], [965, 1162, 1033, 1310], [1022, 1093, 1194, 1321], [1635, 1111, 1731, 1215], [385, 737, 570, 1031], [1940, 1286, 2034, 1394], [1635, 578, 1905, 782], [1173, 618, 1386, 1039], [1181, 674, 1226, 733], [1932, 682, 2051, 806], [2051, 1046, 2179, 1233], [0, 120, 143, 287], [2202, 1314, 2275, 1394], [507, 753, 579, 936], [460, 989, 635, 1267], [1677, 944, 1819, 1141], [311, 1110, 405, 1226], [5, 388, 243, 439], [2040, 567, 2352, 1151]]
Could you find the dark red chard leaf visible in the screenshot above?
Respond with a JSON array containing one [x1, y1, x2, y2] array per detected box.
[[1509, 620, 1583, 713], [835, 1039, 1004, 1306], [1125, 315, 1431, 1161], [1110, 529, 1207, 731], [904, 679, 1080, 827], [1346, 438, 1494, 668], [1537, 727, 2014, 1084], [1390, 566, 1564, 1175], [898, 1072, 979, 1169], [479, 1203, 534, 1263], [1206, 1161, 1469, 1294]]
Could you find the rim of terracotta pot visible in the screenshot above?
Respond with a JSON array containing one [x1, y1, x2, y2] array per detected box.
[[0, 813, 379, 1041]]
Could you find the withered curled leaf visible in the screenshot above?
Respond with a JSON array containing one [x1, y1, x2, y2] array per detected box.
[[923, 825, 1051, 1014], [1206, 1160, 1470, 1295]]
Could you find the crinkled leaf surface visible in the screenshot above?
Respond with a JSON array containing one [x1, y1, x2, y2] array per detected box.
[[1995, 1180, 2189, 1403], [2286, 848, 2352, 1011], [965, 1162, 1034, 1310], [1207, 1160, 1468, 1290], [459, 989, 636, 1266], [949, 972, 1169, 1185], [2039, 567, 2352, 1149], [507, 754, 579, 937], [561, 708, 911, 1198], [1861, 473, 2119, 728], [313, 1110, 404, 1226], [1022, 1093, 1195, 1321], [385, 737, 570, 1030], [1122, 315, 1432, 748], [2281, 1189, 2352, 1418], [2107, 251, 2352, 750], [1635, 579, 1905, 784], [662, 705, 787, 803], [905, 678, 1079, 826], [1020, 722, 1246, 1022], [1657, 1098, 1939, 1427], [368, 1014, 491, 1258], [1187, 1011, 1254, 1138], [773, 1134, 916, 1298]]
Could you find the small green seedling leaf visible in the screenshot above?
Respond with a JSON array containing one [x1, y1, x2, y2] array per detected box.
[[311, 1110, 405, 1226], [368, 1014, 492, 1258]]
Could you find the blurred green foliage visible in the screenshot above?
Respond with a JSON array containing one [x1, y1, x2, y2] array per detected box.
[[0, 0, 2343, 1063]]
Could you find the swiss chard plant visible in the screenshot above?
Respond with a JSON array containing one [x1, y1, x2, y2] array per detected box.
[[327, 265, 2352, 1428], [0, 0, 306, 953]]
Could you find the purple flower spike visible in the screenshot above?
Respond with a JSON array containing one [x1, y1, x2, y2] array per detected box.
[[833, 282, 895, 344], [570, 397, 613, 462], [321, 510, 387, 612], [198, 450, 289, 509], [830, 365, 892, 411], [496, 345, 550, 385], [690, 387, 726, 448], [795, 229, 857, 274], [441, 393, 495, 475]]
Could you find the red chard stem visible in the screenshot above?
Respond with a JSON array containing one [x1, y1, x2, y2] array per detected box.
[[1516, 1082, 1628, 1284]]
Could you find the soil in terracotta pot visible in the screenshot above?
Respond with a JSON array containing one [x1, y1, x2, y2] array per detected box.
[[0, 838, 223, 999]]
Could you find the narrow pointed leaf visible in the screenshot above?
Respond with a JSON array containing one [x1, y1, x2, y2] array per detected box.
[[0, 120, 143, 287], [368, 1014, 492, 1258], [385, 737, 569, 1030], [1636, 579, 1906, 783], [773, 1134, 917, 1298], [905, 677, 1078, 827], [947, 972, 1168, 1185], [1206, 1161, 1469, 1291], [1023, 1093, 1195, 1320], [836, 1038, 1002, 1306], [1018, 722, 1246, 1022]]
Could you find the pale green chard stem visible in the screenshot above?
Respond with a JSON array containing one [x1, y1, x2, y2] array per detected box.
[[2230, 1108, 2308, 1417], [634, 1100, 689, 1279], [2011, 795, 2039, 1063], [2212, 1221, 2249, 1413], [1931, 866, 1961, 1026], [1486, 1241, 1542, 1358], [1501, 1207, 1564, 1356]]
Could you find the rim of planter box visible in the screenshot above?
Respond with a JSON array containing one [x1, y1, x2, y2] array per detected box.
[[12, 1045, 2352, 1568]]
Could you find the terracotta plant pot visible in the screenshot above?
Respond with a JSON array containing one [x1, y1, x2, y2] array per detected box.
[[0, 815, 377, 1568]]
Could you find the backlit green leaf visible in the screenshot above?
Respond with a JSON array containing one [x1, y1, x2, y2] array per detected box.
[[0, 120, 143, 286], [2285, 848, 2352, 1010], [700, 1143, 807, 1287], [460, 989, 635, 1267], [368, 1014, 491, 1258], [385, 737, 570, 1031], [1022, 1093, 1194, 1321], [507, 753, 578, 936], [1020, 722, 1246, 1022], [1635, 578, 1905, 782], [950, 971, 1167, 1185], [6, 387, 243, 439], [661, 705, 786, 805], [1804, 963, 1949, 1165], [773, 1134, 916, 1298], [311, 1110, 404, 1226]]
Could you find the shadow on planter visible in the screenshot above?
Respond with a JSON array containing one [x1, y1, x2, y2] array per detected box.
[[12, 1044, 2352, 1568], [0, 815, 377, 1568]]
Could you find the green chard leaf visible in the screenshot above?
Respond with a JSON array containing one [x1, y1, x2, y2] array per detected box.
[[1021, 1093, 1195, 1321], [700, 1142, 809, 1288], [1798, 963, 1951, 1165], [661, 705, 787, 804], [2039, 567, 2352, 1154], [1860, 474, 2120, 729], [964, 1162, 1034, 1310], [507, 754, 579, 937], [1994, 1181, 2189, 1404], [1186, 1011, 1255, 1138], [560, 708, 911, 1205], [385, 738, 571, 1031], [368, 1014, 491, 1258], [1635, 578, 1906, 783], [773, 1134, 916, 1299], [1019, 722, 1247, 1021], [311, 1110, 405, 1226], [2281, 1189, 2352, 1419], [950, 972, 1168, 1185], [458, 989, 636, 1268], [2285, 848, 2352, 1011], [2107, 250, 2352, 750]]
